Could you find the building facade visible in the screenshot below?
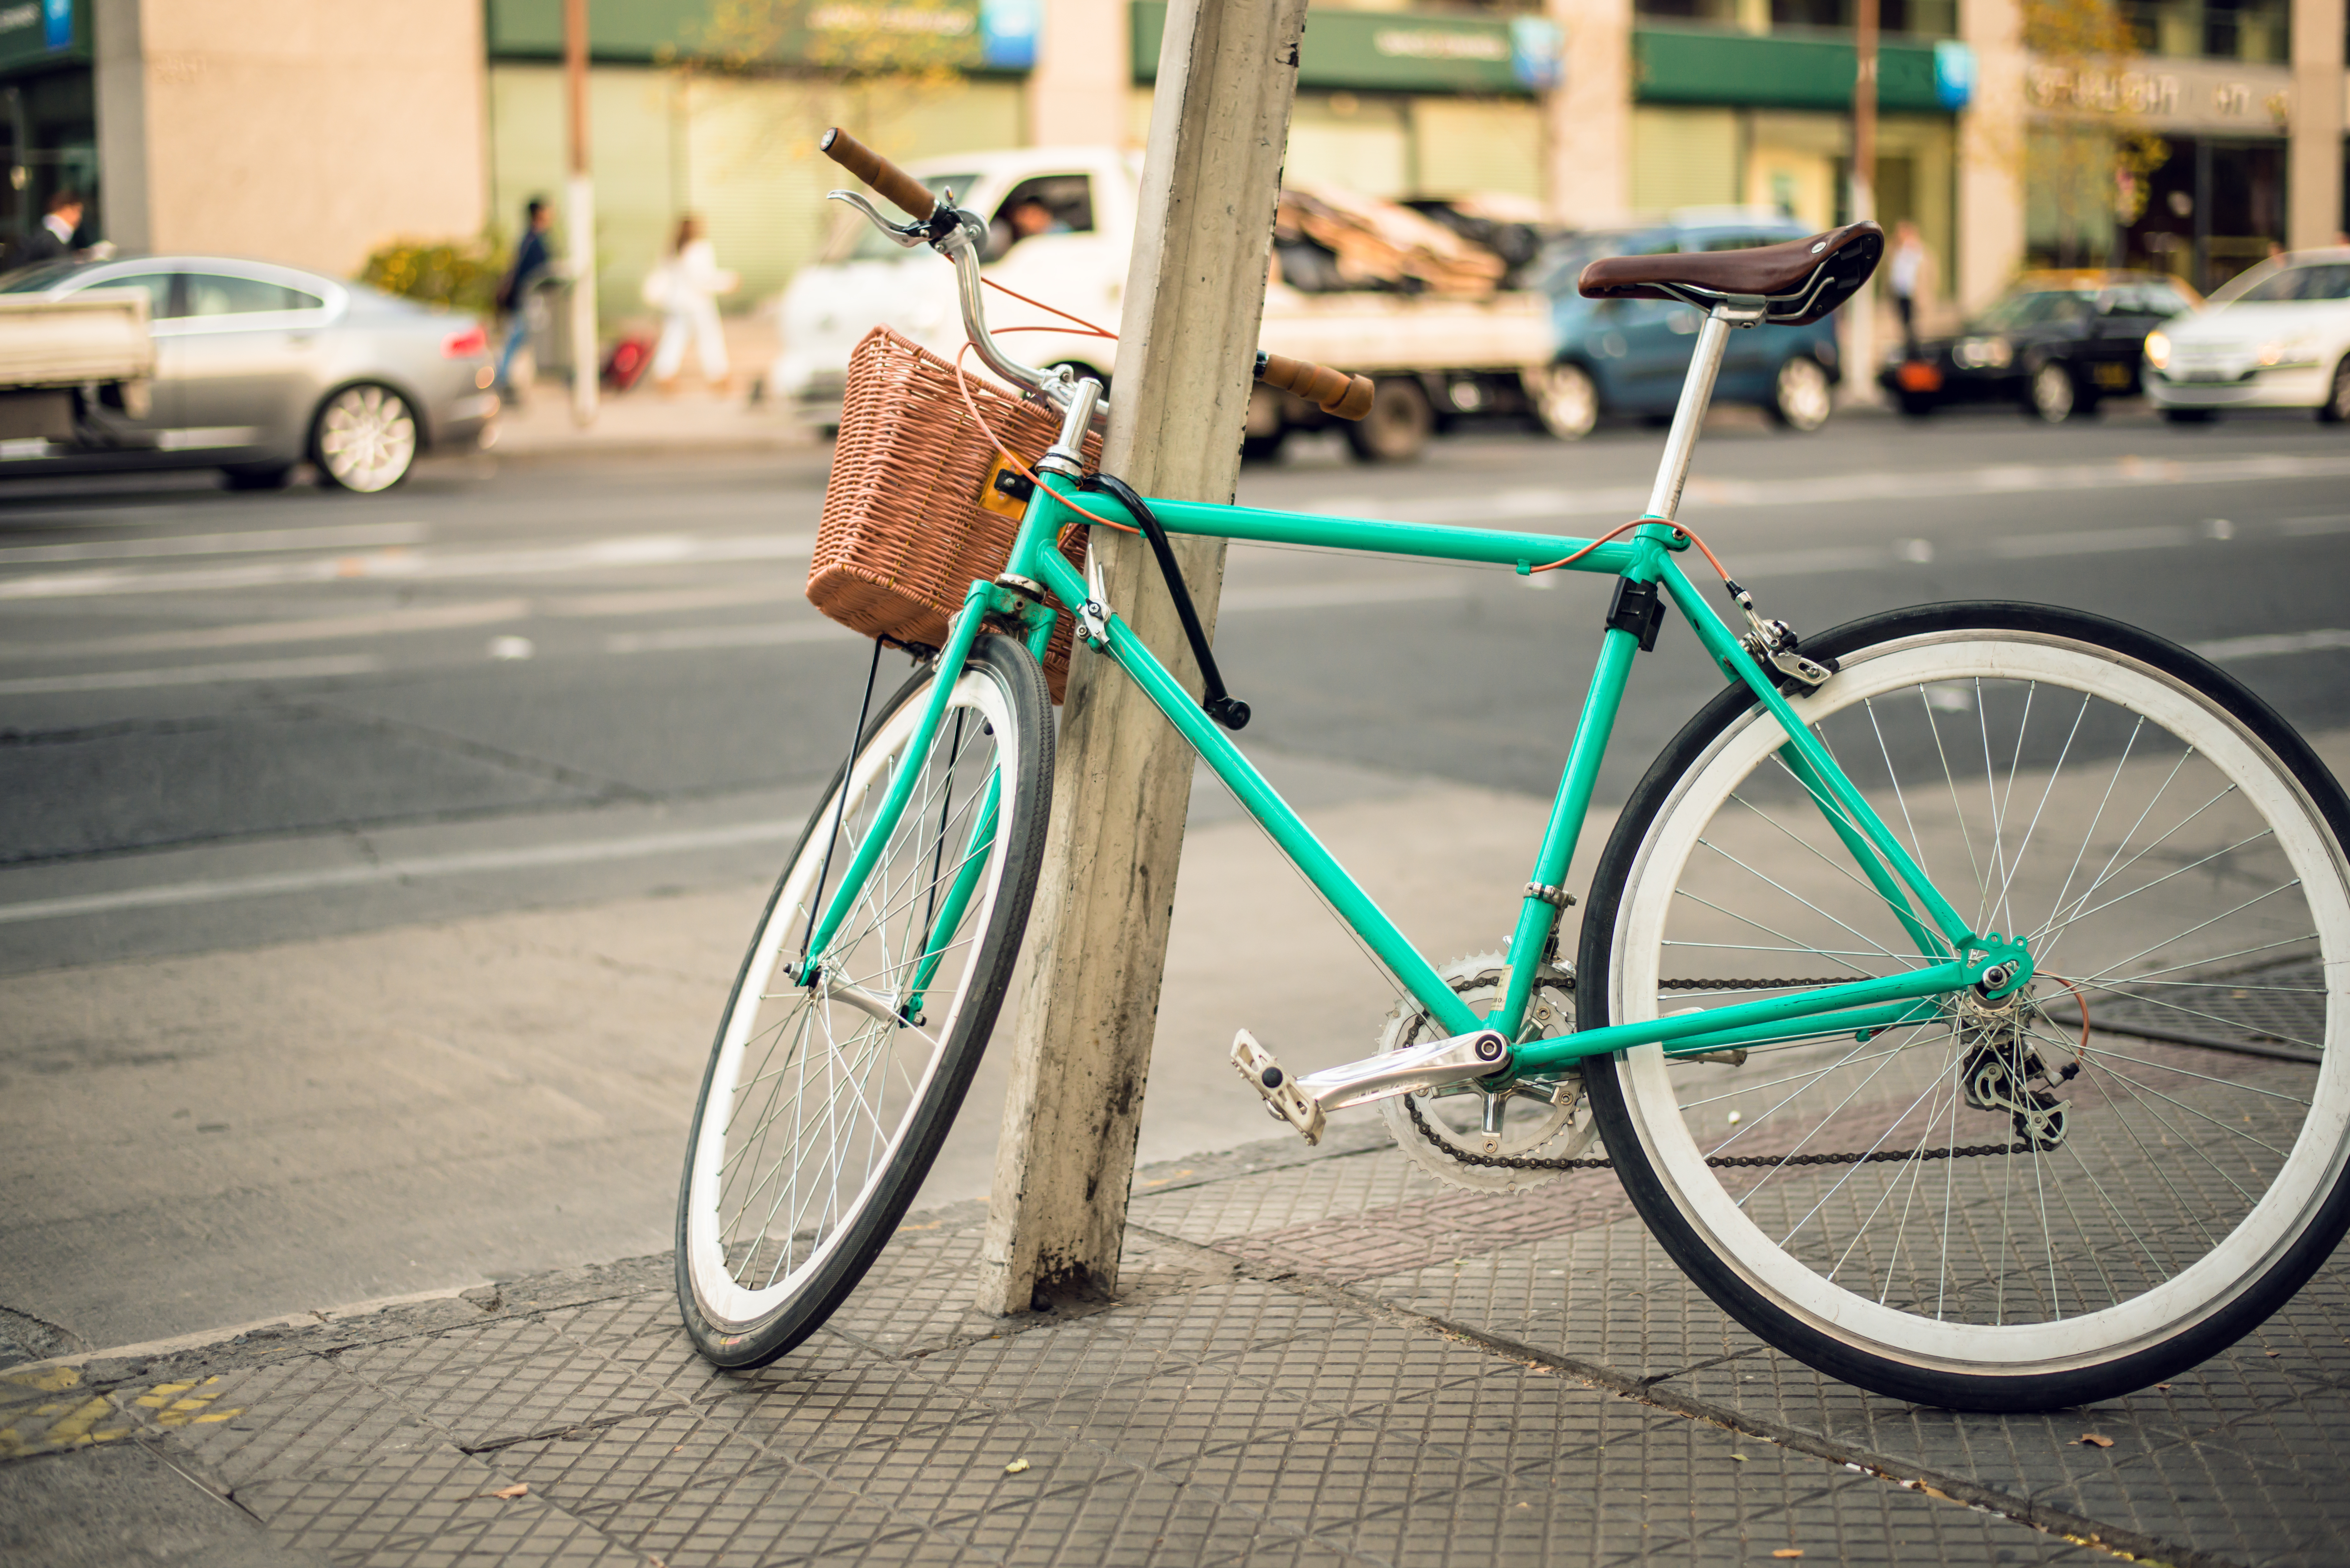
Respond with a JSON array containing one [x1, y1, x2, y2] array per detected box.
[[4, 0, 2343, 327]]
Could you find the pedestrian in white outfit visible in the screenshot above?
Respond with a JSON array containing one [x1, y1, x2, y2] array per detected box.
[[646, 215, 737, 393]]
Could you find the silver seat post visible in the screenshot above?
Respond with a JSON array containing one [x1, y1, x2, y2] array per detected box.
[[1645, 295, 1765, 524]]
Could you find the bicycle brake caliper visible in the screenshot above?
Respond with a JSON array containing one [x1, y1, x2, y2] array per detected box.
[[1727, 579, 1836, 692]]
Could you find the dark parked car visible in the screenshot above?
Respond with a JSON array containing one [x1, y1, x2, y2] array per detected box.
[[1880, 270, 2201, 423], [1525, 211, 1846, 440]]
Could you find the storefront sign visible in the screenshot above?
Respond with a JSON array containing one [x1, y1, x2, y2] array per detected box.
[[1933, 40, 1974, 111], [0, 0, 82, 72], [485, 0, 1011, 72], [1634, 26, 1953, 115], [1131, 3, 1539, 94], [2026, 55, 2293, 136]]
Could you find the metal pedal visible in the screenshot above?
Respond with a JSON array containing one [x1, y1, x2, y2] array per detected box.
[[1232, 1030, 1325, 1145]]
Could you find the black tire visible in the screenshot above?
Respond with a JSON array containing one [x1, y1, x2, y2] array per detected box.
[[2319, 358, 2350, 425], [1895, 392, 1938, 418], [1344, 377, 1434, 463], [2162, 407, 2217, 424], [1239, 431, 1287, 463], [677, 635, 1054, 1368], [1579, 603, 2350, 1411], [222, 463, 296, 491]]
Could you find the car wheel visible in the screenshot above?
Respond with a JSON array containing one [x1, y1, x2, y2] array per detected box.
[[221, 463, 295, 491], [1343, 377, 1434, 463], [2026, 360, 2076, 423], [1239, 431, 1287, 463], [1896, 392, 1938, 418], [2320, 358, 2350, 425], [1767, 354, 1833, 432], [313, 383, 420, 493], [1527, 362, 1598, 441]]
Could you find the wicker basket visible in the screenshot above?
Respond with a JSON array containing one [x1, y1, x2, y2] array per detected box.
[[808, 326, 1098, 701]]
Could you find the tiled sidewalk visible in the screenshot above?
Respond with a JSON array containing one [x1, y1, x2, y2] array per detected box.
[[7, 1125, 2345, 1567]]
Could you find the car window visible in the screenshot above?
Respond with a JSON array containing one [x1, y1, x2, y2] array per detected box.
[[0, 261, 83, 293], [1974, 290, 2089, 331], [82, 270, 178, 319], [987, 175, 1096, 260], [182, 273, 325, 317], [2138, 281, 2195, 315], [2233, 263, 2350, 303]]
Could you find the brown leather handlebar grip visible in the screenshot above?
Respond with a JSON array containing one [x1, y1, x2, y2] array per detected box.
[[1259, 353, 1377, 421], [819, 127, 936, 224]]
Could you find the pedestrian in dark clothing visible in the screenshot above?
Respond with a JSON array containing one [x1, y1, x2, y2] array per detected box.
[[18, 189, 84, 267], [495, 198, 557, 397]]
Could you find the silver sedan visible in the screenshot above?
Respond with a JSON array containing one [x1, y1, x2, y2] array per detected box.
[[0, 254, 498, 492]]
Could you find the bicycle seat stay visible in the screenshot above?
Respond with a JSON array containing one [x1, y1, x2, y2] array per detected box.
[[1578, 221, 1884, 325]]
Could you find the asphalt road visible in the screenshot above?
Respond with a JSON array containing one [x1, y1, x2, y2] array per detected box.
[[6, 400, 2350, 1352]]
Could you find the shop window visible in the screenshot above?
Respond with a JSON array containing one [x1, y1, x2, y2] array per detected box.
[[2122, 0, 2288, 62]]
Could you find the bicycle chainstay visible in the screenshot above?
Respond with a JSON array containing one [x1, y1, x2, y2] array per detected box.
[[1403, 975, 2031, 1173]]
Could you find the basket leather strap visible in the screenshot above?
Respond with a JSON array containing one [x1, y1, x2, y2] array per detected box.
[[1082, 472, 1250, 732]]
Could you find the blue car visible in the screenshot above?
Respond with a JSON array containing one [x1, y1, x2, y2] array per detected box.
[[1525, 212, 1843, 439]]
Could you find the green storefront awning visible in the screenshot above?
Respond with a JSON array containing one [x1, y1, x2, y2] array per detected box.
[[1130, 2, 1558, 95], [486, 0, 1038, 71], [1634, 26, 1950, 115]]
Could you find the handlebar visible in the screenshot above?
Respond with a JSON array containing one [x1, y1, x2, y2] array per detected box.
[[1256, 354, 1375, 420], [818, 128, 939, 226], [818, 127, 1378, 428]]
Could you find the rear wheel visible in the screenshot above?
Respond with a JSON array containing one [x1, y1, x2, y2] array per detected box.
[[677, 635, 1054, 1368], [1579, 604, 2350, 1411], [1528, 363, 1599, 441], [2026, 360, 2077, 423], [313, 383, 419, 492], [1344, 377, 1434, 463], [1767, 354, 1833, 432]]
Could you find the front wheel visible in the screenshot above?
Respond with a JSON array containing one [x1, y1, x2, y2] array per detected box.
[[313, 383, 419, 492], [2319, 358, 2350, 424], [677, 635, 1054, 1368], [1579, 604, 2350, 1411]]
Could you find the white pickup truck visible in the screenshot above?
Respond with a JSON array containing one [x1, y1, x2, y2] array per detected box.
[[773, 145, 1553, 463], [0, 289, 155, 453]]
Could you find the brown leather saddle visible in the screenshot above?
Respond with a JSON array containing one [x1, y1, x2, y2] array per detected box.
[[1579, 221, 1885, 327]]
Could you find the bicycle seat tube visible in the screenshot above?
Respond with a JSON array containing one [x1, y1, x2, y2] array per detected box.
[[1645, 295, 1764, 524]]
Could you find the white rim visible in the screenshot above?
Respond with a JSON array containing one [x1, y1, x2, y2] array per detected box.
[[2033, 364, 2073, 421], [1777, 358, 1832, 430], [686, 669, 1018, 1331], [1610, 631, 2350, 1375], [1536, 366, 1597, 439], [318, 386, 417, 492]]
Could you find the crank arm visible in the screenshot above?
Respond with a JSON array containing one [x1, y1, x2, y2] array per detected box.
[[1233, 1026, 1512, 1145]]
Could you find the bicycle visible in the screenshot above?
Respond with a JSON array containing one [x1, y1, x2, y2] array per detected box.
[[676, 129, 2350, 1413]]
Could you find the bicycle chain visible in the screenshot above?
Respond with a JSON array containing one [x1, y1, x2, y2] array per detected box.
[[1403, 975, 2026, 1172]]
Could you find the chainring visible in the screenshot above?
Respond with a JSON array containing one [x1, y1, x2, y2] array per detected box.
[[1377, 952, 1596, 1191]]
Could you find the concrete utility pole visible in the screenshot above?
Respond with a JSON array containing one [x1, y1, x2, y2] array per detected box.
[[2286, 0, 2347, 250], [1542, 0, 1632, 228], [1845, 0, 1879, 402], [978, 0, 1311, 1316], [565, 0, 599, 426], [1953, 0, 2025, 316]]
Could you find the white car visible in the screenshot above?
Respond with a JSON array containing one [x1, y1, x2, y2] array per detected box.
[[2144, 249, 2350, 424]]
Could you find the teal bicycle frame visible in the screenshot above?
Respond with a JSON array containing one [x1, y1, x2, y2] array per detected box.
[[795, 300, 2030, 1086]]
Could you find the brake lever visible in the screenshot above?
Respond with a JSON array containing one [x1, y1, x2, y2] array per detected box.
[[827, 191, 929, 249]]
